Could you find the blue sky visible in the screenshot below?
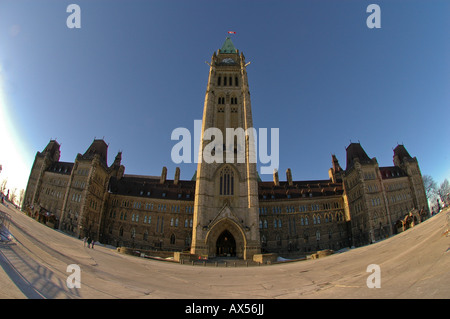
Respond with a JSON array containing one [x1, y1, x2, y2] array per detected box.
[[0, 0, 449, 192]]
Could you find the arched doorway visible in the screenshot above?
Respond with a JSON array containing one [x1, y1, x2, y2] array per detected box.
[[216, 230, 236, 257], [205, 216, 247, 258]]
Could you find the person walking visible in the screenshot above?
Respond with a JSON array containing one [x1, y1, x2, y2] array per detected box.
[[87, 237, 92, 249]]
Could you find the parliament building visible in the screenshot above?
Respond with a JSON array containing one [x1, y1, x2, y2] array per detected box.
[[22, 38, 429, 260]]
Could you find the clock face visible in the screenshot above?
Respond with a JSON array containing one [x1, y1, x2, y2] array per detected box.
[[222, 58, 235, 64]]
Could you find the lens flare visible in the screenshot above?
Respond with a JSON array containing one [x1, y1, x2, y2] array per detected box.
[[0, 70, 32, 195]]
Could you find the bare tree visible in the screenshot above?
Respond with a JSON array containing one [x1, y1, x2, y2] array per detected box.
[[19, 189, 25, 208], [0, 178, 7, 194], [423, 175, 437, 201], [9, 188, 17, 206], [437, 179, 450, 206]]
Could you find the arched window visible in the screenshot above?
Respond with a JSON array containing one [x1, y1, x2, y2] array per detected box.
[[143, 231, 148, 241], [217, 76, 221, 86], [119, 226, 124, 237], [170, 234, 176, 245], [219, 166, 234, 195], [131, 228, 136, 238]]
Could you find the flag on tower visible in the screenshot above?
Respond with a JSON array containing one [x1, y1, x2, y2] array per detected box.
[[228, 31, 236, 34]]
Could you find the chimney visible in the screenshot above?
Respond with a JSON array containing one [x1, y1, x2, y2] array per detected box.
[[160, 166, 167, 184], [286, 168, 293, 186], [273, 169, 279, 186], [174, 167, 180, 185]]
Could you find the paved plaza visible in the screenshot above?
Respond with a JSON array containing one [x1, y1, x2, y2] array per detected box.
[[0, 201, 449, 299]]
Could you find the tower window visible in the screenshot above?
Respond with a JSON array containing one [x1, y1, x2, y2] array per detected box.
[[224, 77, 227, 86], [217, 76, 221, 86], [235, 77, 239, 86], [219, 166, 234, 196]]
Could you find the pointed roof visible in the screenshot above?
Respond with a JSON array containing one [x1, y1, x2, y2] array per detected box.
[[219, 37, 238, 54], [345, 143, 371, 170], [83, 139, 108, 165], [393, 144, 412, 161]]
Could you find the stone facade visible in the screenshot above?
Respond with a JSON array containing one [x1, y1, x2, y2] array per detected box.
[[22, 38, 430, 260]]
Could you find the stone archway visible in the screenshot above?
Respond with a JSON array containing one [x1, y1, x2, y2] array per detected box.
[[205, 218, 246, 258], [216, 230, 236, 257]]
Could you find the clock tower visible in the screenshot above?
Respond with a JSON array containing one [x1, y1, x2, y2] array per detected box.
[[190, 37, 261, 260]]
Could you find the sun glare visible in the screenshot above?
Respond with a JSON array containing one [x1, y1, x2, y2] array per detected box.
[[0, 72, 32, 195]]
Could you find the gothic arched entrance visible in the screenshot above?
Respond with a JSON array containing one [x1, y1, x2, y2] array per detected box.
[[216, 230, 236, 257], [205, 217, 246, 258]]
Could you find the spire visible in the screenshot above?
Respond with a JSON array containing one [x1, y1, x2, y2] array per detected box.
[[332, 154, 343, 173], [219, 37, 238, 54], [113, 151, 122, 167]]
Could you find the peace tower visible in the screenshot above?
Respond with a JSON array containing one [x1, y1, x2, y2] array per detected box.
[[190, 37, 261, 260]]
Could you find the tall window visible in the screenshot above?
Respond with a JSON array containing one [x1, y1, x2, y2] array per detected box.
[[219, 166, 234, 195]]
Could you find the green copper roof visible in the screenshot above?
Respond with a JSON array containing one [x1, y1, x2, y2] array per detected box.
[[219, 37, 238, 54]]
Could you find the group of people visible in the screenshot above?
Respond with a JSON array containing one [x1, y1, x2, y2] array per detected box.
[[83, 236, 95, 249]]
